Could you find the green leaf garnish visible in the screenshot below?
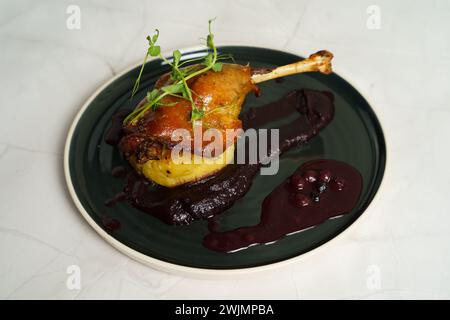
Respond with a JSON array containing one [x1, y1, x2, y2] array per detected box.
[[172, 50, 182, 66], [146, 89, 159, 102], [148, 45, 160, 56], [191, 108, 205, 122], [161, 83, 185, 95], [124, 19, 232, 125], [151, 30, 159, 43], [212, 62, 222, 72], [206, 34, 214, 49], [203, 53, 213, 67]]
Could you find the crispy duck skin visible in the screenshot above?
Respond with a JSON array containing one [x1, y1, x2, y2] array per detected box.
[[119, 64, 257, 163], [119, 50, 333, 164]]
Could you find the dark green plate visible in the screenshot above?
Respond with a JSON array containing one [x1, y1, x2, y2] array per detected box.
[[65, 46, 386, 271]]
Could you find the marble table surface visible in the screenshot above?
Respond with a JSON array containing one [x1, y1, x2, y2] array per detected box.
[[1, 0, 450, 299]]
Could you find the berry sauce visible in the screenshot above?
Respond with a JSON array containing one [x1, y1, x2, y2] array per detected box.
[[203, 159, 362, 252]]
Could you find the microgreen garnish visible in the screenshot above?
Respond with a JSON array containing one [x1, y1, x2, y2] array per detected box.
[[124, 19, 232, 125]]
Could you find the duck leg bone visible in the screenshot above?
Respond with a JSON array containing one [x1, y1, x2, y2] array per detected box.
[[251, 50, 333, 84]]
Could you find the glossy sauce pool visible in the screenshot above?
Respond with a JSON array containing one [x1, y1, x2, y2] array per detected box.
[[203, 159, 362, 252]]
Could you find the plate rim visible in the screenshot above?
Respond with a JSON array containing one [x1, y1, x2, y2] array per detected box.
[[63, 44, 389, 277]]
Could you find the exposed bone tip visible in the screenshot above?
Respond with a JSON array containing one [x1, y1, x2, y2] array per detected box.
[[309, 50, 333, 74], [251, 49, 334, 83], [310, 50, 334, 60]]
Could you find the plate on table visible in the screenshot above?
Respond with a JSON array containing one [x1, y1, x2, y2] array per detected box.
[[64, 46, 386, 275]]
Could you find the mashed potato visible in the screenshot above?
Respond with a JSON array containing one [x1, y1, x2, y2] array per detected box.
[[129, 145, 235, 188]]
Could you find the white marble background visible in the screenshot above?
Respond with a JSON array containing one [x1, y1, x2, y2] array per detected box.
[[0, 0, 449, 299]]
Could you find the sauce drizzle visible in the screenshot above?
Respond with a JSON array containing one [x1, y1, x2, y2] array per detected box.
[[203, 159, 362, 252]]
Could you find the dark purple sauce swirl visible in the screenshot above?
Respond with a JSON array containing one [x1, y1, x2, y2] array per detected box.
[[203, 159, 362, 252]]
